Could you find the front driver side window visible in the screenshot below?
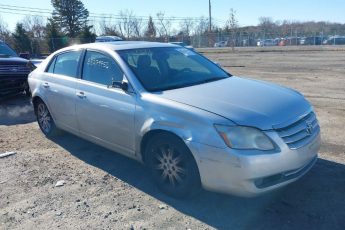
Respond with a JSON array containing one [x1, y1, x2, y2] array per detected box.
[[82, 51, 123, 86]]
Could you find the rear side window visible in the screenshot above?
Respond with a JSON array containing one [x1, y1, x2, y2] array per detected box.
[[47, 57, 56, 73], [82, 51, 123, 86], [47, 50, 82, 78]]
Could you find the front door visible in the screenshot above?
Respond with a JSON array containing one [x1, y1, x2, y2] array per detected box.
[[76, 50, 136, 155]]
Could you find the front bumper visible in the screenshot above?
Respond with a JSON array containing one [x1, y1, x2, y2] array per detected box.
[[0, 74, 29, 97], [187, 131, 321, 197]]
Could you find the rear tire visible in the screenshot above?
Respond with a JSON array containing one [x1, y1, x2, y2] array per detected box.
[[145, 133, 200, 198], [35, 100, 60, 137]]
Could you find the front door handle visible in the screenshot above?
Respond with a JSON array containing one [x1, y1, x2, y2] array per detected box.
[[43, 82, 49, 88], [76, 91, 86, 98]]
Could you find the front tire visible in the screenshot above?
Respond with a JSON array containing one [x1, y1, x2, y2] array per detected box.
[[35, 100, 60, 137], [146, 133, 200, 198], [24, 81, 31, 97]]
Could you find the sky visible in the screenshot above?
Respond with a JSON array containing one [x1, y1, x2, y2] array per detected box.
[[0, 0, 344, 32]]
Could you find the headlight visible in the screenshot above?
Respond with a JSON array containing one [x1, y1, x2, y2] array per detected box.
[[214, 125, 275, 150]]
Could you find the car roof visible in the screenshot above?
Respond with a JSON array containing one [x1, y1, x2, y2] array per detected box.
[[63, 41, 177, 52]]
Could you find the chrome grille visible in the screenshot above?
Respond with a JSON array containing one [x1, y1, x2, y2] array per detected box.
[[275, 111, 320, 149]]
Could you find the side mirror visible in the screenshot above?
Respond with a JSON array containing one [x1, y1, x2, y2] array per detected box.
[[111, 81, 128, 91]]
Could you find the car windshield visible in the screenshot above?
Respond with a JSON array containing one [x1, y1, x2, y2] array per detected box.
[[118, 47, 230, 92], [0, 43, 18, 57]]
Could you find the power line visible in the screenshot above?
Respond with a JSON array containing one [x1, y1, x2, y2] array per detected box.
[[0, 3, 227, 24]]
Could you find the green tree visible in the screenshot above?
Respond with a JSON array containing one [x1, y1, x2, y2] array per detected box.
[[78, 25, 96, 43], [144, 16, 156, 40], [51, 0, 89, 37], [45, 18, 65, 52], [12, 23, 32, 53]]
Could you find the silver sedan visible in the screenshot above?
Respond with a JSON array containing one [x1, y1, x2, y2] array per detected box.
[[28, 42, 321, 198]]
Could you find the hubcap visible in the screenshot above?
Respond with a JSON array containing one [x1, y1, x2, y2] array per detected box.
[[154, 146, 186, 187], [37, 103, 51, 133]]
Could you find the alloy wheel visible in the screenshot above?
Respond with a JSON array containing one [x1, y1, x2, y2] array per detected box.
[[153, 145, 187, 187], [37, 103, 52, 134]]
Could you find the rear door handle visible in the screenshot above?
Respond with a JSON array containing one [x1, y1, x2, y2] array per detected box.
[[76, 91, 86, 98], [43, 82, 49, 88]]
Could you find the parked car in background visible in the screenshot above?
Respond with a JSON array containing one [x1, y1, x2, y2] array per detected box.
[[300, 36, 323, 45], [95, 36, 123, 43], [29, 41, 321, 198], [214, 41, 228, 47], [0, 40, 33, 98], [169, 42, 194, 51], [279, 37, 301, 46], [323, 36, 345, 45], [257, 39, 277, 47]]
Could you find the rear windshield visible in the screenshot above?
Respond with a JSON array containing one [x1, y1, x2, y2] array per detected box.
[[0, 43, 18, 57]]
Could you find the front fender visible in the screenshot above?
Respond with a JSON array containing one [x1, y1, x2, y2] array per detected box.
[[134, 94, 234, 161], [140, 119, 193, 141]]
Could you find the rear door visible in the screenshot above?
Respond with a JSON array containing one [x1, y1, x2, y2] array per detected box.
[[76, 50, 136, 155], [43, 50, 83, 133]]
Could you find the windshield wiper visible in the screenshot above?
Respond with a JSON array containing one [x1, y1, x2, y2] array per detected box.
[[200, 77, 228, 84], [150, 76, 228, 92]]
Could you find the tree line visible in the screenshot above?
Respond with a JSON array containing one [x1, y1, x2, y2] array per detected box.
[[1, 0, 345, 56]]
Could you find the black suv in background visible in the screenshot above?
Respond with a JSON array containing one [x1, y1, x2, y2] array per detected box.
[[0, 40, 33, 98]]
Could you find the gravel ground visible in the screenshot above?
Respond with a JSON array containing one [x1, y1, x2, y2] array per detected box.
[[1, 46, 345, 230]]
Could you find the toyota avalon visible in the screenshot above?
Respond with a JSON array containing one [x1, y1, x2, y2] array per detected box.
[[28, 42, 321, 198]]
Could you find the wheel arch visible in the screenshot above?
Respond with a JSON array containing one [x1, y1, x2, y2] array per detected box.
[[31, 95, 56, 123], [32, 95, 45, 115], [141, 129, 171, 163], [140, 129, 199, 170]]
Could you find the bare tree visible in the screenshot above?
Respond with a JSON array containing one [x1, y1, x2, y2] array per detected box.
[[22, 16, 46, 38], [226, 8, 238, 51], [156, 12, 172, 41], [99, 17, 120, 36], [0, 16, 10, 41], [192, 16, 209, 47], [179, 18, 195, 37], [21, 16, 47, 56], [259, 17, 276, 39], [195, 16, 208, 35], [117, 10, 137, 39], [131, 17, 143, 38]]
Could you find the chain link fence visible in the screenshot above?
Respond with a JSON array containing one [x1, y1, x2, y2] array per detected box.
[[187, 31, 345, 48], [3, 31, 345, 57]]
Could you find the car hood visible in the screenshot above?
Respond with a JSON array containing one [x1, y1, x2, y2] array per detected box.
[[157, 76, 311, 130], [0, 56, 28, 64]]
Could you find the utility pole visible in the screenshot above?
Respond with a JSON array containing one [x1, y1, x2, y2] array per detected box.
[[209, 0, 212, 32]]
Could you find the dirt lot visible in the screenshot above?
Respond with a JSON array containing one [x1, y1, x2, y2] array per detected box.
[[1, 46, 345, 230]]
